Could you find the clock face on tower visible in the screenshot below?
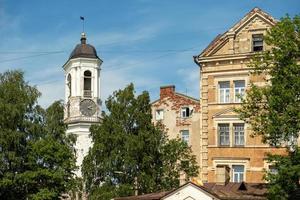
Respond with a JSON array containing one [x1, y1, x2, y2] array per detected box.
[[80, 99, 97, 117]]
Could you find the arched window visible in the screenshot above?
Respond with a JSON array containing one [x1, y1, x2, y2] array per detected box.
[[67, 74, 72, 97], [84, 70, 92, 97]]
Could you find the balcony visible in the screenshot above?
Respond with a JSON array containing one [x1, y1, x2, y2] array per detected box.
[[84, 90, 92, 98]]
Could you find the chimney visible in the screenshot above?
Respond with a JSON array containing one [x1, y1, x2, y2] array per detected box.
[[160, 85, 175, 99], [216, 165, 230, 185]]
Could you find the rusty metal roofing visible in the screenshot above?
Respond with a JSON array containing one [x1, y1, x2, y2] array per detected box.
[[69, 34, 99, 59], [114, 191, 169, 200], [203, 182, 267, 200], [113, 182, 268, 200]]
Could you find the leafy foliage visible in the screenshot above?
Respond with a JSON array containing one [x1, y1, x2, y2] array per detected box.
[[264, 149, 300, 200], [237, 16, 300, 199], [82, 83, 198, 199], [238, 15, 300, 146], [0, 70, 76, 199]]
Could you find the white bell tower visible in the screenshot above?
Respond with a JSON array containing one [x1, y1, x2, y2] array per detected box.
[[63, 32, 102, 177]]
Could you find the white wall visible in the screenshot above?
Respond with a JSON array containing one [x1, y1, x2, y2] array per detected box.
[[162, 184, 217, 200]]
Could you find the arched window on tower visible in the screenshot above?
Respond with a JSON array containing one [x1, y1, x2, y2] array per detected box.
[[84, 70, 92, 97], [67, 74, 72, 97]]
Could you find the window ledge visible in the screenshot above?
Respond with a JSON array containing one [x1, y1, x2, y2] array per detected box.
[[180, 117, 192, 119]]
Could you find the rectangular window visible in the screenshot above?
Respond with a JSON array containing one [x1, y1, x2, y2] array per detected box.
[[234, 80, 245, 103], [232, 165, 244, 182], [252, 34, 263, 52], [155, 109, 164, 120], [219, 81, 230, 103], [181, 130, 189, 144], [181, 107, 191, 118], [234, 124, 245, 146], [218, 124, 230, 146]]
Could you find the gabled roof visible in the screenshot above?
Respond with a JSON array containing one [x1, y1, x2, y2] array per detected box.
[[151, 92, 200, 105], [161, 182, 219, 200], [175, 92, 200, 103], [196, 7, 277, 58]]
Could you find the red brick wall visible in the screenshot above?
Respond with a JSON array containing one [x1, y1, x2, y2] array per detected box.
[[160, 85, 175, 99]]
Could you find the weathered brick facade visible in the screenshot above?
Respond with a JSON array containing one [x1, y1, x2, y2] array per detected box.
[[194, 8, 287, 183], [151, 85, 201, 179]]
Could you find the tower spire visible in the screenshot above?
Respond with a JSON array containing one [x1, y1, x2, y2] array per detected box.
[[81, 32, 86, 44], [80, 16, 86, 44], [80, 16, 85, 33]]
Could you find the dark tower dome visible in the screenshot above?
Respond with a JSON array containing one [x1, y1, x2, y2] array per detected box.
[[69, 33, 99, 59]]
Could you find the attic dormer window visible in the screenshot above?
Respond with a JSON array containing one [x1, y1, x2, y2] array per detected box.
[[252, 34, 263, 52]]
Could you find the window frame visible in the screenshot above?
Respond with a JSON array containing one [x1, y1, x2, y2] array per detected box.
[[181, 107, 191, 118], [233, 123, 245, 146], [213, 160, 248, 183], [155, 109, 164, 121], [234, 80, 245, 103], [83, 70, 92, 97], [180, 130, 190, 144], [219, 81, 230, 103], [232, 165, 245, 183], [215, 122, 247, 147], [218, 123, 230, 146], [252, 34, 264, 52]]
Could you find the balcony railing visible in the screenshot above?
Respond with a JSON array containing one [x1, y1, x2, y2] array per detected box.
[[84, 90, 92, 98]]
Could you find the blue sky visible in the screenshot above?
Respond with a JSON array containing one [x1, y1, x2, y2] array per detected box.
[[0, 0, 299, 108]]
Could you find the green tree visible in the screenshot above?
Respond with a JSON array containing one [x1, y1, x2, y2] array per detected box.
[[82, 84, 198, 200], [237, 16, 300, 199], [0, 70, 76, 199]]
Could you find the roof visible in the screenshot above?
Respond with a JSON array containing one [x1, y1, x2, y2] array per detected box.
[[69, 33, 99, 60], [161, 182, 219, 200], [203, 182, 267, 200], [151, 92, 199, 105], [113, 182, 268, 200], [114, 191, 169, 200], [175, 92, 200, 103], [194, 7, 277, 59]]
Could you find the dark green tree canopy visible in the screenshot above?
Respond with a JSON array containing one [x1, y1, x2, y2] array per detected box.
[[238, 15, 300, 147], [237, 15, 300, 200], [0, 70, 76, 200], [83, 84, 198, 200]]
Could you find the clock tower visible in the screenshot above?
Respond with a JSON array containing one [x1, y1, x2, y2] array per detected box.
[[63, 32, 102, 177]]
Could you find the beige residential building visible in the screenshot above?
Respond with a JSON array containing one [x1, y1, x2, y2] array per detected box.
[[193, 8, 287, 183], [151, 85, 201, 174]]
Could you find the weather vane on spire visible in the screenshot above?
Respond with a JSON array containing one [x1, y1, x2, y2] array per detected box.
[[80, 16, 85, 33]]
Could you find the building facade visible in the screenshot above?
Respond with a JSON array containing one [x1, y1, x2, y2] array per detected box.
[[63, 33, 102, 177], [194, 8, 286, 183], [151, 85, 201, 178]]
